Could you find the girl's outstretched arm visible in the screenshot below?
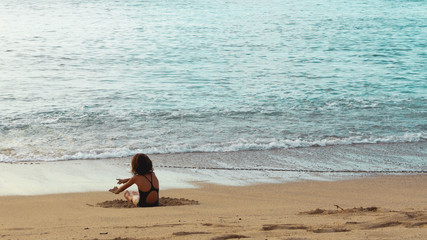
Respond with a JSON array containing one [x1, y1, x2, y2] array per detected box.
[[116, 178, 130, 184], [113, 177, 135, 194]]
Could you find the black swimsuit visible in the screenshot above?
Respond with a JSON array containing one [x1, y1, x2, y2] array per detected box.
[[137, 173, 159, 207]]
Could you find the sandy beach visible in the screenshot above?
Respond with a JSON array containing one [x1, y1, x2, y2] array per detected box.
[[2, 1, 426, 240], [1, 174, 426, 240]]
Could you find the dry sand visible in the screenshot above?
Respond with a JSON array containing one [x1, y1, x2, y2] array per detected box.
[[0, 175, 426, 240]]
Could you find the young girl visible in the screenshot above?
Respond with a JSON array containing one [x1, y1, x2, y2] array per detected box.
[[111, 153, 159, 207]]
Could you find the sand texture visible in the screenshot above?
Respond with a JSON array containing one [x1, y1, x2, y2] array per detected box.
[[96, 197, 199, 208], [0, 175, 426, 240]]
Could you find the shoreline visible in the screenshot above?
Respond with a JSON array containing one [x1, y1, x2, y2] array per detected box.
[[1, 141, 426, 196], [1, 175, 426, 240]]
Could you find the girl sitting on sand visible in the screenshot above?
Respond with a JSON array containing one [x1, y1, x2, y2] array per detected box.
[[110, 153, 159, 207]]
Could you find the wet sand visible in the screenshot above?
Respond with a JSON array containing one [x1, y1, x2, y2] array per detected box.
[[0, 175, 426, 240], [1, 142, 426, 196]]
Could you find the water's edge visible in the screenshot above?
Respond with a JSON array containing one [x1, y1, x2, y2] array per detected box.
[[1, 142, 425, 196]]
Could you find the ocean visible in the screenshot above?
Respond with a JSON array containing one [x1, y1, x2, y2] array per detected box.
[[0, 0, 426, 189]]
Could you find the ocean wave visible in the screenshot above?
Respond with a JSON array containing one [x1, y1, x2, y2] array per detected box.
[[1, 132, 425, 162]]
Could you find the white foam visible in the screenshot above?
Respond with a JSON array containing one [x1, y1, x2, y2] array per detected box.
[[1, 132, 425, 162]]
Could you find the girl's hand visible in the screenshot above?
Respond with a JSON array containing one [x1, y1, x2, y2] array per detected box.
[[109, 186, 118, 194], [116, 178, 129, 184]]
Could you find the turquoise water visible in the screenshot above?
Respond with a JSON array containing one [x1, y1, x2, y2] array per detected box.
[[0, 0, 426, 162]]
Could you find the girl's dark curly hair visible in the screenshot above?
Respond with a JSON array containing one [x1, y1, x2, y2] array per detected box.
[[131, 153, 153, 175]]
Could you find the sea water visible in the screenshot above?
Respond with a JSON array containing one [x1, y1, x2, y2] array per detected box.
[[0, 0, 426, 166]]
